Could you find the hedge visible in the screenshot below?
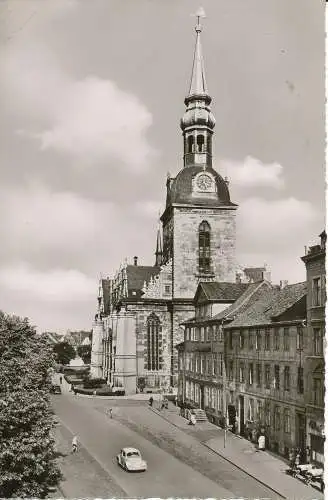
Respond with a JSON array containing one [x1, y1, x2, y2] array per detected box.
[[73, 386, 125, 396], [83, 378, 107, 389]]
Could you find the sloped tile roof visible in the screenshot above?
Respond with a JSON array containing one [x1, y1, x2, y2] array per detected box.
[[269, 282, 307, 318], [126, 265, 160, 292], [227, 282, 307, 328], [211, 281, 273, 322], [199, 281, 249, 301]]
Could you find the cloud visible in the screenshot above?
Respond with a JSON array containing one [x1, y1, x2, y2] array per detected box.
[[237, 196, 320, 254], [0, 265, 96, 302], [222, 156, 284, 189], [135, 200, 163, 218], [1, 40, 155, 171], [0, 184, 114, 257]]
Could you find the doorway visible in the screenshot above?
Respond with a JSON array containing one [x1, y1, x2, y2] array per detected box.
[[239, 395, 245, 435]]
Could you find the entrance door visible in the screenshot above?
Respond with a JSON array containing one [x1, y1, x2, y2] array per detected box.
[[296, 413, 306, 456], [200, 386, 205, 409], [239, 395, 245, 435]]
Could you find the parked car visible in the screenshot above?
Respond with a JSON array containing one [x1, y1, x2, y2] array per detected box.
[[116, 447, 147, 472], [51, 385, 62, 394]]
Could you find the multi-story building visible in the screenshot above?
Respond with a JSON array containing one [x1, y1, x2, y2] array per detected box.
[[301, 231, 326, 465], [177, 275, 272, 423], [178, 279, 308, 459]]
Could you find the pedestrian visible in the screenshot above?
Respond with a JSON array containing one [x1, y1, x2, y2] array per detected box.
[[109, 408, 113, 419], [306, 446, 311, 464], [258, 434, 265, 451], [174, 395, 178, 406], [59, 376, 63, 384], [149, 396, 153, 407], [71, 436, 78, 453]]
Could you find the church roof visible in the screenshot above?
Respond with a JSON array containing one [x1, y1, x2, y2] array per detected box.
[[166, 166, 235, 207], [126, 265, 160, 294]]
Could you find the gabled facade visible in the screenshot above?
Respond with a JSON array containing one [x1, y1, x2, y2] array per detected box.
[[177, 279, 272, 424]]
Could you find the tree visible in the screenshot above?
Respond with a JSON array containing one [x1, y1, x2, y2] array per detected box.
[[53, 341, 75, 365], [0, 312, 62, 498], [77, 344, 91, 364]]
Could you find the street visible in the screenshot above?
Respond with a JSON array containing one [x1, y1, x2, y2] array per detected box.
[[52, 393, 279, 498]]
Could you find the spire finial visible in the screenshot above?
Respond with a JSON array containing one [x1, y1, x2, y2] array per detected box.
[[194, 7, 206, 33]]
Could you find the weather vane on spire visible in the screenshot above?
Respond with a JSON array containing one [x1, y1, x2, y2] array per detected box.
[[192, 7, 206, 32]]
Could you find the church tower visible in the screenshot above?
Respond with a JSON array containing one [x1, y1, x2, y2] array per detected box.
[[161, 10, 237, 299]]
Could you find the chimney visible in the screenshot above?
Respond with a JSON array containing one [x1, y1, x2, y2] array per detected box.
[[236, 272, 242, 284], [280, 280, 288, 290], [134, 256, 138, 266]]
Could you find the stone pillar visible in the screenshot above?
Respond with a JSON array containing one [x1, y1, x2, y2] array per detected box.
[[90, 319, 104, 379], [113, 312, 137, 395]]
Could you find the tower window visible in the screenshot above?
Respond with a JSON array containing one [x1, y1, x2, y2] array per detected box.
[[199, 221, 211, 273], [146, 313, 162, 371], [196, 134, 205, 152], [187, 135, 194, 153]]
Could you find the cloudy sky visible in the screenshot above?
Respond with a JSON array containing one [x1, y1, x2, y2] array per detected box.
[[0, 0, 325, 333]]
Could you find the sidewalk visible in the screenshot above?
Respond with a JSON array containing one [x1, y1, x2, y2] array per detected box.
[[152, 403, 324, 500]]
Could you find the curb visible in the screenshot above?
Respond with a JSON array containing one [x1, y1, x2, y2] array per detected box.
[[150, 407, 286, 499]]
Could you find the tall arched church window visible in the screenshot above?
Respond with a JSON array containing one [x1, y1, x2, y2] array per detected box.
[[197, 134, 205, 153], [187, 135, 194, 153], [199, 221, 211, 273], [146, 313, 162, 371]]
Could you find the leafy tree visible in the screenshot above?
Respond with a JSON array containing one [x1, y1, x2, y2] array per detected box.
[[53, 341, 75, 365], [77, 344, 91, 364], [0, 312, 62, 498]]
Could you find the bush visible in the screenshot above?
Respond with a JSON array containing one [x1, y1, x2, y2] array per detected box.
[[83, 378, 106, 389]]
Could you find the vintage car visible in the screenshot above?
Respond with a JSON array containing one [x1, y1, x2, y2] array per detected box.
[[50, 384, 62, 394], [116, 447, 147, 472]]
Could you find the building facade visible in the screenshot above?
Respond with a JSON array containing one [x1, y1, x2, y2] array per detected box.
[[178, 279, 309, 459], [301, 231, 326, 465], [91, 18, 242, 394]]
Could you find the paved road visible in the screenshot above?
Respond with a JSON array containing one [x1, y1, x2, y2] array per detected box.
[[53, 394, 278, 498], [53, 394, 233, 498]]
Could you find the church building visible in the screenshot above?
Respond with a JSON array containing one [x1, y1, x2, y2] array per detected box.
[[90, 16, 257, 394]]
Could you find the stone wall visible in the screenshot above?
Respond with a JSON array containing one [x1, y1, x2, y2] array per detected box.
[[173, 206, 237, 298]]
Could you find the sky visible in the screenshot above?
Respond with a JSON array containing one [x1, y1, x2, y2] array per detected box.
[[0, 0, 325, 333]]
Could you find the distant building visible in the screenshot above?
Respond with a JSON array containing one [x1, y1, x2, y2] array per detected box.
[[301, 231, 326, 465], [41, 331, 64, 344], [64, 330, 92, 347]]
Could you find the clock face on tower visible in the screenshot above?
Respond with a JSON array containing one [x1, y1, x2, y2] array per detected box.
[[196, 174, 213, 191]]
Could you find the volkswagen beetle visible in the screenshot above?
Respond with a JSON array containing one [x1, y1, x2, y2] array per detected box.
[[117, 447, 147, 472]]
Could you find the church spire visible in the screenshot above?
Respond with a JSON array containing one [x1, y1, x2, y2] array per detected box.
[[180, 8, 215, 169], [155, 216, 163, 266], [188, 7, 208, 97]]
